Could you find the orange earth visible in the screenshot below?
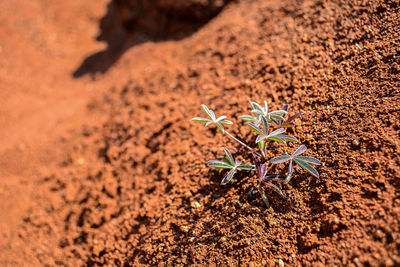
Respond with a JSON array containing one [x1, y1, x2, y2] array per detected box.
[[0, 0, 399, 266]]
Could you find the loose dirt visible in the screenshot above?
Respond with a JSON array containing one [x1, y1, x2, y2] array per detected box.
[[0, 0, 399, 266]]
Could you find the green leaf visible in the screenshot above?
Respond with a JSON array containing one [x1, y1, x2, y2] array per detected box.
[[269, 114, 285, 121], [278, 134, 298, 142], [201, 104, 215, 120], [258, 188, 270, 208], [237, 163, 256, 171], [219, 120, 233, 125], [250, 101, 263, 112], [215, 122, 225, 133], [256, 135, 268, 143], [191, 117, 210, 123], [221, 169, 237, 185], [270, 155, 291, 164], [252, 109, 265, 117], [294, 156, 321, 165], [258, 140, 265, 151], [266, 136, 286, 143], [205, 121, 214, 127], [293, 145, 307, 156], [263, 181, 284, 197], [246, 122, 264, 135], [261, 116, 269, 135], [294, 158, 320, 178], [269, 110, 288, 116], [264, 101, 269, 114], [268, 128, 286, 137], [239, 115, 257, 122], [207, 160, 233, 169], [222, 147, 234, 165], [215, 115, 227, 122]]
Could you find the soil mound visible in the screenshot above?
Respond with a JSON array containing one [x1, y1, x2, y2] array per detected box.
[[18, 0, 399, 265]]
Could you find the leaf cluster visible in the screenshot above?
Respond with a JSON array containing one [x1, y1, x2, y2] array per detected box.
[[191, 100, 321, 207]]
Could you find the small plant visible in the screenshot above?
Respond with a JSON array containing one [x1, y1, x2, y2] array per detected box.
[[191, 101, 321, 207]]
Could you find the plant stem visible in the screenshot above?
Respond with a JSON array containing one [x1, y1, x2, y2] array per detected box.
[[225, 131, 262, 157]]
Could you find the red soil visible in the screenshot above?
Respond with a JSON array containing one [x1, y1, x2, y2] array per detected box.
[[1, 0, 399, 266]]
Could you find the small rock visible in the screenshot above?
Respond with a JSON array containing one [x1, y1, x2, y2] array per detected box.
[[278, 259, 285, 267], [77, 157, 85, 165], [180, 225, 189, 233], [190, 201, 201, 209], [184, 191, 192, 198], [352, 139, 360, 147]]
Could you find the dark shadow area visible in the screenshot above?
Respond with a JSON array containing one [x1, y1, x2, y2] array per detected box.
[[73, 0, 232, 78]]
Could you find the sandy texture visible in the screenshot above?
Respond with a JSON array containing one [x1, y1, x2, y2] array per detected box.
[[1, 0, 399, 266]]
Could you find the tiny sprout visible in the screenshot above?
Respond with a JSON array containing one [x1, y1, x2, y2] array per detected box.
[[191, 104, 233, 133], [208, 147, 255, 185], [191, 101, 321, 208], [246, 116, 298, 144], [240, 100, 288, 125]]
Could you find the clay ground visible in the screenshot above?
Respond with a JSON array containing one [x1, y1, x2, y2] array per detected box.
[[0, 0, 399, 266]]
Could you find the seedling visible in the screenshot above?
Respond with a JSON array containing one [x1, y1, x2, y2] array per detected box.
[[191, 101, 321, 207]]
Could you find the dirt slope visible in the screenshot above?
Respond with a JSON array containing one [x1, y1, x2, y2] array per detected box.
[[1, 0, 400, 266]]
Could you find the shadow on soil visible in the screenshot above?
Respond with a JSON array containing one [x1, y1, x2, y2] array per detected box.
[[73, 0, 231, 78]]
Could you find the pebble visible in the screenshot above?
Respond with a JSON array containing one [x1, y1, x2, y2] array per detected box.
[[184, 191, 192, 198], [190, 201, 201, 209], [278, 259, 285, 267], [352, 139, 360, 146], [180, 225, 189, 233]]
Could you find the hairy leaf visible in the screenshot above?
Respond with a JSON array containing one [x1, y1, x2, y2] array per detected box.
[[294, 158, 319, 178], [288, 159, 293, 174], [216, 115, 227, 122], [282, 104, 289, 112], [250, 101, 263, 112], [279, 134, 298, 142], [261, 116, 269, 134], [201, 104, 215, 120], [222, 147, 234, 165], [258, 188, 270, 208], [269, 110, 287, 116], [207, 160, 233, 169], [239, 115, 257, 122], [205, 121, 214, 127], [246, 122, 264, 135], [263, 181, 284, 197], [221, 169, 237, 185], [215, 123, 225, 133], [260, 163, 268, 178], [264, 101, 268, 114], [294, 156, 321, 165], [285, 112, 304, 123], [252, 109, 265, 117], [293, 144, 307, 156], [252, 153, 261, 172], [269, 114, 285, 121], [270, 154, 291, 164], [264, 174, 288, 181], [191, 117, 210, 123], [237, 163, 256, 171], [219, 120, 233, 125], [266, 136, 286, 143], [256, 134, 268, 143], [268, 128, 286, 137]]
